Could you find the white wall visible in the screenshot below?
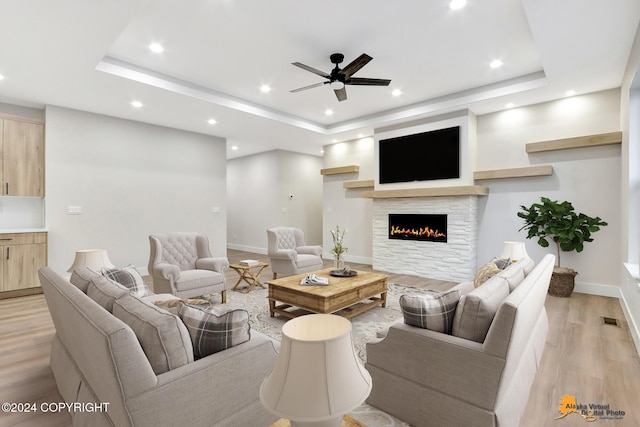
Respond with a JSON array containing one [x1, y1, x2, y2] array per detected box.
[[476, 89, 622, 288], [322, 137, 374, 263], [227, 151, 279, 252], [227, 150, 323, 253], [45, 105, 227, 273]]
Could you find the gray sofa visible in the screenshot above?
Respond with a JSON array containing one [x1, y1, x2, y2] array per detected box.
[[39, 267, 279, 427], [365, 254, 555, 427]]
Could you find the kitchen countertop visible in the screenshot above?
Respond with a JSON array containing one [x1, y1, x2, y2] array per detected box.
[[0, 228, 48, 234]]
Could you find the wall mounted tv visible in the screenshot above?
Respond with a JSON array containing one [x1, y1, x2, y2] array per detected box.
[[379, 126, 460, 184]]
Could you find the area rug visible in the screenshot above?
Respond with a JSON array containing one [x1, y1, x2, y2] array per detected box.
[[203, 283, 423, 361], [203, 283, 419, 426]]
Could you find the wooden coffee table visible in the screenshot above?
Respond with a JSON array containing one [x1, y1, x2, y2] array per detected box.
[[266, 268, 388, 319]]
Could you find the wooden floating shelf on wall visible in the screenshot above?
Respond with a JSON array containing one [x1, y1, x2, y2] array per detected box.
[[362, 185, 489, 199], [343, 180, 374, 189], [473, 165, 553, 181], [320, 165, 359, 175], [525, 131, 622, 154]]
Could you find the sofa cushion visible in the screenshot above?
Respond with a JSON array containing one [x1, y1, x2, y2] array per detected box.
[[517, 256, 536, 275], [491, 257, 511, 269], [86, 276, 130, 312], [452, 276, 509, 343], [497, 263, 526, 292], [70, 268, 101, 293], [474, 262, 502, 288], [102, 266, 152, 298], [399, 290, 461, 333], [175, 269, 225, 293], [113, 294, 194, 374], [178, 302, 250, 359]]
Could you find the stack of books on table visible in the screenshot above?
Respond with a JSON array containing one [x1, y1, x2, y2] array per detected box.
[[239, 259, 259, 266]]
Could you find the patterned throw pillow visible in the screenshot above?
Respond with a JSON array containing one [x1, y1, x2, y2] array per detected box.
[[491, 257, 511, 270], [399, 289, 461, 334], [178, 302, 250, 359], [102, 265, 152, 298], [474, 262, 502, 288]]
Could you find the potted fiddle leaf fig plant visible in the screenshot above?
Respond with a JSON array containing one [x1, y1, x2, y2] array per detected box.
[[518, 197, 607, 297]]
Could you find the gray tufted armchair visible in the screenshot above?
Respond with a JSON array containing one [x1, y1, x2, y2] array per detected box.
[[148, 232, 229, 302], [267, 227, 323, 279]]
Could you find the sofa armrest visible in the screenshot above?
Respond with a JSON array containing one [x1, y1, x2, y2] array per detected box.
[[195, 257, 229, 272], [153, 263, 181, 281], [126, 332, 279, 425], [296, 245, 322, 257], [366, 321, 505, 410], [270, 248, 297, 260]]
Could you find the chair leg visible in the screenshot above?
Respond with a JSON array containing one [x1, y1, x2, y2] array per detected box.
[[272, 272, 277, 280], [221, 290, 227, 304]]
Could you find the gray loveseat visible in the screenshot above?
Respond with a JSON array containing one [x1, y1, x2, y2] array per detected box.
[[365, 254, 555, 427], [39, 267, 279, 427]]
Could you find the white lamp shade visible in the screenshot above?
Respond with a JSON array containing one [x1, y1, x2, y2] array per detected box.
[[498, 241, 529, 261], [260, 314, 372, 423], [67, 249, 115, 272]]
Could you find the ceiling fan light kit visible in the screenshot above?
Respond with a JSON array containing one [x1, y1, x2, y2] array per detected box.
[[291, 53, 391, 101]]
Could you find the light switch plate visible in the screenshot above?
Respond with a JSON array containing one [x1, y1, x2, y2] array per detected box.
[[67, 206, 82, 215]]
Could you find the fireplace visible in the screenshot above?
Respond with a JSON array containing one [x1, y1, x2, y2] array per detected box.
[[388, 213, 447, 243]]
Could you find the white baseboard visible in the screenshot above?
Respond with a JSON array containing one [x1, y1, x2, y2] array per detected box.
[[227, 243, 267, 255], [573, 281, 622, 298]]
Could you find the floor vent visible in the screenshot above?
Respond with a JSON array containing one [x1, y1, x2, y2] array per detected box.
[[602, 316, 619, 326]]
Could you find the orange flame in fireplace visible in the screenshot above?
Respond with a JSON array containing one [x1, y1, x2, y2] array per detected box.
[[390, 225, 446, 238]]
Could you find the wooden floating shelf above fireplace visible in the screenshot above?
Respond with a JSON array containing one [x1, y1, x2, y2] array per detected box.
[[362, 185, 488, 199]]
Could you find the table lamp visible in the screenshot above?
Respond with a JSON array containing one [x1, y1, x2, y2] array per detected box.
[[260, 314, 372, 427], [498, 241, 529, 262], [67, 248, 115, 272]]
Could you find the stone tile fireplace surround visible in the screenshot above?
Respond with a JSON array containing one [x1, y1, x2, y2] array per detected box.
[[372, 195, 480, 283]]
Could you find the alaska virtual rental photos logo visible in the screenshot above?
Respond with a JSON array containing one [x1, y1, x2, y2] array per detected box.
[[555, 395, 626, 422]]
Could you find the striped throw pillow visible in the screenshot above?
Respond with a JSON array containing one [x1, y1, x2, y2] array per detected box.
[[400, 289, 461, 334], [178, 302, 250, 359]]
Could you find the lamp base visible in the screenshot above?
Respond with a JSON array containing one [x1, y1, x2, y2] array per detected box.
[[290, 416, 343, 427]]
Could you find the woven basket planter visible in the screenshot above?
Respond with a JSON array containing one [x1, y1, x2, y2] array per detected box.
[[548, 267, 578, 297]]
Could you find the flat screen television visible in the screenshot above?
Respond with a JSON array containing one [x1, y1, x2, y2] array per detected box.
[[379, 126, 460, 184]]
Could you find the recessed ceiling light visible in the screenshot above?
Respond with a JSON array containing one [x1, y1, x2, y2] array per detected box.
[[325, 109, 334, 116], [392, 89, 402, 96], [260, 85, 271, 93], [490, 59, 503, 69], [332, 139, 338, 143], [449, 0, 467, 10], [231, 145, 238, 151], [207, 118, 217, 125], [358, 134, 364, 138], [149, 43, 164, 53], [0, 74, 4, 81], [131, 100, 143, 108], [320, 149, 324, 154], [565, 90, 576, 97], [506, 102, 515, 109]]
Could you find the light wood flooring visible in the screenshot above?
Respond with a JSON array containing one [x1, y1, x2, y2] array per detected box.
[[0, 249, 638, 426]]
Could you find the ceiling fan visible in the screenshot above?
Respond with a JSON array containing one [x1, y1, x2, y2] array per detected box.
[[290, 53, 391, 102]]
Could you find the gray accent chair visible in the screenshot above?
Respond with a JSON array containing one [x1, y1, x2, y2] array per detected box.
[[148, 232, 228, 301], [267, 227, 323, 279]]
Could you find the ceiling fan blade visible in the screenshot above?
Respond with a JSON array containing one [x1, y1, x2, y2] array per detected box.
[[341, 53, 373, 78], [291, 62, 331, 79], [334, 87, 347, 102], [290, 82, 327, 93], [347, 77, 391, 86]]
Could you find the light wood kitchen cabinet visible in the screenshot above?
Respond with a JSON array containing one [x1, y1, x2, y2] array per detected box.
[[0, 232, 47, 298], [0, 117, 45, 197]]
